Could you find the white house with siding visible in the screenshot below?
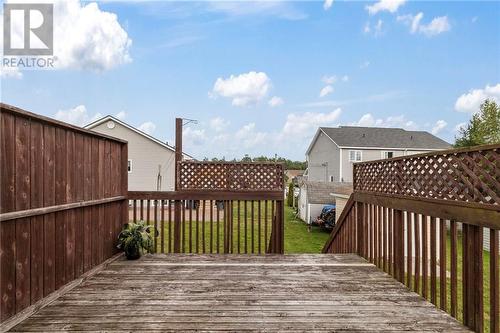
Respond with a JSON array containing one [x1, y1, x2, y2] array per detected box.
[[85, 116, 192, 191], [305, 126, 452, 183]]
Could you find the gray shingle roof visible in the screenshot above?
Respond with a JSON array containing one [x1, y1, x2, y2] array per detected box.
[[300, 181, 353, 204], [320, 126, 451, 149]]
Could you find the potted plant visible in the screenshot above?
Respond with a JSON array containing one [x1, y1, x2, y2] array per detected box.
[[117, 221, 158, 260]]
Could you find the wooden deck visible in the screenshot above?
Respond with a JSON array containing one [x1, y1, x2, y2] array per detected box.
[[10, 254, 471, 332]]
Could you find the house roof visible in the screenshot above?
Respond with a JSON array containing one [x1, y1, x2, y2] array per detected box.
[[84, 115, 194, 159], [285, 169, 304, 179], [320, 126, 451, 150], [300, 181, 353, 204]]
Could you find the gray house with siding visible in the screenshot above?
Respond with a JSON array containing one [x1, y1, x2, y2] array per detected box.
[[305, 126, 451, 183], [85, 116, 192, 191]]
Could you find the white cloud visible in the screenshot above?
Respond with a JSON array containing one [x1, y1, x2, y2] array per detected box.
[[115, 111, 126, 120], [235, 123, 267, 149], [351, 113, 418, 130], [2, 0, 132, 71], [210, 117, 230, 132], [398, 12, 450, 36], [419, 16, 451, 36], [268, 96, 284, 107], [431, 120, 447, 135], [138, 121, 156, 135], [323, 0, 334, 10], [366, 0, 406, 15], [322, 75, 337, 85], [364, 22, 371, 34], [319, 85, 334, 98], [341, 75, 349, 82], [211, 71, 271, 107], [54, 105, 102, 127], [282, 109, 342, 138], [364, 20, 384, 36], [184, 127, 207, 146], [455, 83, 500, 113]]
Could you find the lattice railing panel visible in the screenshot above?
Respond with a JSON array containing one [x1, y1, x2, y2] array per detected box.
[[178, 161, 284, 191], [354, 145, 500, 205]]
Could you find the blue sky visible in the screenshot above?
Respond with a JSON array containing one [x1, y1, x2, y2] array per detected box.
[[1, 0, 499, 160]]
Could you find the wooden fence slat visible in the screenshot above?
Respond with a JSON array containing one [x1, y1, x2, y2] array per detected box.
[[450, 220, 458, 318], [491, 229, 499, 333], [413, 214, 420, 294], [15, 116, 31, 312], [422, 215, 428, 300], [29, 121, 43, 304], [160, 201, 165, 254], [201, 200, 205, 254], [210, 200, 214, 254], [430, 216, 437, 305], [407, 212, 412, 288], [439, 218, 447, 311], [1, 112, 16, 320]]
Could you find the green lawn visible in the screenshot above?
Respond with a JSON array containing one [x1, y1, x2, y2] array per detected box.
[[283, 205, 331, 253], [143, 203, 331, 254]]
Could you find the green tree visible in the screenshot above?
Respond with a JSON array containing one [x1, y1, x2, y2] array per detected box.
[[455, 99, 500, 147], [287, 182, 294, 207]]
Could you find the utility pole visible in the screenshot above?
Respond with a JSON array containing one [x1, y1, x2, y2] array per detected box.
[[173, 118, 183, 253]]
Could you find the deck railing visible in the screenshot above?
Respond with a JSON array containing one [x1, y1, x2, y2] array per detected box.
[[323, 144, 499, 333], [128, 161, 285, 254]]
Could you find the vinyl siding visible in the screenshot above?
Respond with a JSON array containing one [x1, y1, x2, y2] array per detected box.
[[89, 121, 176, 191], [307, 131, 340, 182]]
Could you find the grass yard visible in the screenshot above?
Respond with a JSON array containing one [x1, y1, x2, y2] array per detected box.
[[284, 205, 331, 253], [139, 202, 331, 254]]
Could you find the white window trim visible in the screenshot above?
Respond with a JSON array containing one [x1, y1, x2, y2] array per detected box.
[[348, 150, 362, 162], [128, 159, 133, 173], [381, 151, 394, 159]]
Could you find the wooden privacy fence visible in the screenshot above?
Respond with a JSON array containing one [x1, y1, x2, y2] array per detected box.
[[0, 104, 128, 323], [128, 161, 285, 254], [323, 144, 500, 333]]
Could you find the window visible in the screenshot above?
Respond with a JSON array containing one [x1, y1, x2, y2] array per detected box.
[[349, 150, 362, 162], [330, 176, 334, 182], [382, 151, 394, 159], [128, 159, 132, 173]]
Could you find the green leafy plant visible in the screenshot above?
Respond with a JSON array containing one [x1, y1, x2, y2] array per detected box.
[[117, 221, 158, 260]]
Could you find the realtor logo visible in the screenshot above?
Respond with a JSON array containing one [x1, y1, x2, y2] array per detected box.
[[3, 3, 53, 56]]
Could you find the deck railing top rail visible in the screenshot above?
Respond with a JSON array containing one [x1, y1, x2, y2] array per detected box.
[[353, 143, 499, 206]]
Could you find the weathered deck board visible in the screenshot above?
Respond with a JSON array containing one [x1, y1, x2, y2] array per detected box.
[[10, 254, 470, 332]]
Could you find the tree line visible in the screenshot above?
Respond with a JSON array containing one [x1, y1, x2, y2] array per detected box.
[[203, 154, 307, 170]]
